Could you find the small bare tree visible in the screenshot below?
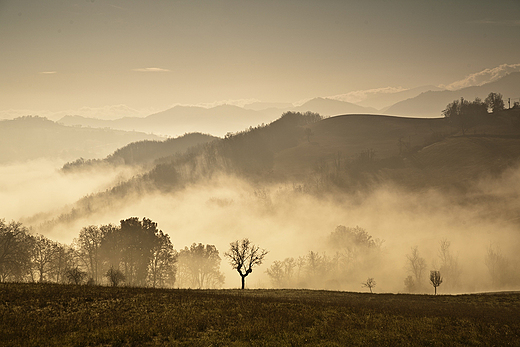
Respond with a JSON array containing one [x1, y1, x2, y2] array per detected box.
[[65, 266, 87, 285], [362, 277, 376, 293], [105, 267, 126, 287], [430, 270, 443, 295], [438, 238, 461, 292], [224, 238, 268, 289], [406, 246, 427, 290]]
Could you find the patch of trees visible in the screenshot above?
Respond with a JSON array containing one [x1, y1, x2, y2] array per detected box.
[[442, 97, 488, 135], [177, 243, 225, 288], [266, 226, 384, 290], [0, 217, 224, 289], [484, 244, 519, 288], [404, 240, 462, 294], [442, 92, 508, 135]]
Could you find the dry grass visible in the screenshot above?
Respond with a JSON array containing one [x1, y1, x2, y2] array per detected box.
[[1, 283, 519, 346]]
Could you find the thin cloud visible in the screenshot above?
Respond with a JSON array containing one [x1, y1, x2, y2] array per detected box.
[[132, 67, 171, 72], [469, 19, 520, 27], [441, 63, 520, 90], [39, 71, 57, 74], [326, 87, 407, 104], [164, 99, 262, 109]]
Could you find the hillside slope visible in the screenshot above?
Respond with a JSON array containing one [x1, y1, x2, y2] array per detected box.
[[34, 110, 520, 231], [62, 132, 218, 171]]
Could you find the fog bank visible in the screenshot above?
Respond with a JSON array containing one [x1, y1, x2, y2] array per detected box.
[[24, 165, 520, 293]]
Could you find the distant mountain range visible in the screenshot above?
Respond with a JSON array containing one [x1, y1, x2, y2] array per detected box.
[[363, 85, 443, 111], [385, 72, 520, 117], [58, 105, 279, 138], [56, 72, 520, 138], [58, 98, 378, 137]]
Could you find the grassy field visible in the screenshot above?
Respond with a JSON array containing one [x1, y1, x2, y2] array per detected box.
[[1, 283, 519, 346]]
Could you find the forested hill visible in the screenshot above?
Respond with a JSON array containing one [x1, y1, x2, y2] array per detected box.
[[0, 116, 162, 163], [41, 108, 520, 228], [62, 132, 218, 171]]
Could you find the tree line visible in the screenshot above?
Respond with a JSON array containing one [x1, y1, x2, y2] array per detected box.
[[3, 217, 517, 292], [442, 92, 518, 135], [265, 226, 520, 294], [0, 218, 267, 289]]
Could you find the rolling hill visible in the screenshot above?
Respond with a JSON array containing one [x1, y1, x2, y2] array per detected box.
[[290, 97, 377, 116], [39, 109, 520, 230]]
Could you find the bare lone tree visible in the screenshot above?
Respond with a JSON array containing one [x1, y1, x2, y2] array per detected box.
[[225, 238, 268, 289], [362, 277, 376, 293], [430, 270, 443, 295]]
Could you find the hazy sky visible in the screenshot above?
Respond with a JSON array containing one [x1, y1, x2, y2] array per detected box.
[[1, 0, 520, 113]]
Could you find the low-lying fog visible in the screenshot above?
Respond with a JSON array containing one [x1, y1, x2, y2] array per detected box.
[[3, 159, 520, 293], [0, 159, 139, 222]]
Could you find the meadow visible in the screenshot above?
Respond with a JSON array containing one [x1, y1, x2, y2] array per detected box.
[[1, 283, 519, 346]]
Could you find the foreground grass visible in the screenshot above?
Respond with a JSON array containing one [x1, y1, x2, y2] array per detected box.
[[1, 283, 519, 346]]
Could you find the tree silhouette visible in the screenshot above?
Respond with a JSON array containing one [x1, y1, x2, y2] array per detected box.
[[442, 97, 487, 135], [485, 92, 505, 113], [177, 243, 224, 289], [406, 246, 426, 292], [484, 244, 510, 287], [430, 270, 443, 295], [148, 231, 177, 288], [225, 238, 268, 289], [99, 217, 172, 287], [31, 234, 60, 282], [49, 244, 74, 283], [266, 258, 296, 288], [438, 239, 461, 292], [362, 277, 376, 293], [65, 266, 87, 285], [105, 267, 126, 287], [0, 220, 32, 282], [77, 225, 105, 284]]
